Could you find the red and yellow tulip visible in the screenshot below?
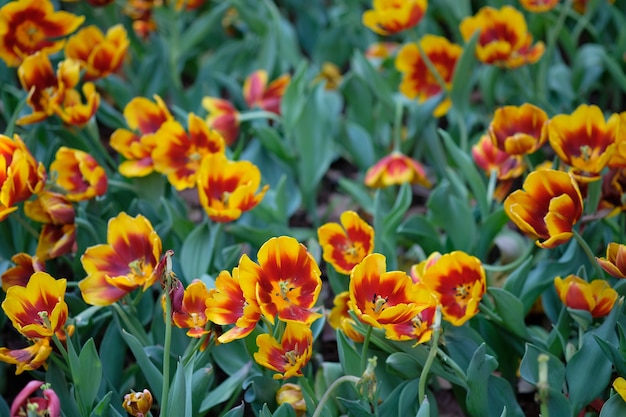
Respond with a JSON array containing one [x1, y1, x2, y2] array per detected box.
[[1, 253, 45, 291], [317, 210, 374, 275], [170, 280, 212, 338], [79, 212, 162, 306], [364, 151, 431, 188], [253, 321, 313, 379], [362, 0, 428, 36], [596, 242, 626, 279], [519, 0, 560, 12], [152, 113, 225, 190], [504, 169, 584, 248], [238, 236, 322, 325], [64, 24, 129, 80], [0, 134, 46, 221], [460, 6, 544, 68], [548, 104, 620, 181], [201, 97, 240, 146], [395, 35, 463, 117], [327, 291, 364, 343], [0, 0, 84, 67], [243, 70, 290, 115], [2, 271, 68, 339], [206, 267, 261, 344], [554, 275, 617, 318], [50, 147, 108, 202], [196, 153, 268, 223], [489, 103, 549, 155], [418, 251, 486, 326], [0, 338, 52, 375], [110, 95, 173, 178], [349, 253, 421, 329]]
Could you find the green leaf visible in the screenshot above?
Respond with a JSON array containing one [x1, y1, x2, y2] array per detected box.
[[566, 303, 619, 413], [450, 31, 479, 113], [397, 378, 420, 417], [350, 50, 395, 111], [341, 121, 376, 171], [385, 352, 422, 379], [397, 214, 444, 254], [191, 367, 215, 416], [502, 257, 534, 299], [271, 403, 297, 417], [199, 362, 251, 412], [519, 344, 565, 388], [180, 220, 212, 282], [427, 180, 477, 253], [489, 288, 530, 339], [336, 398, 375, 417], [120, 330, 164, 405], [222, 402, 246, 417], [338, 178, 375, 214], [254, 125, 296, 163], [336, 329, 362, 377], [89, 391, 113, 417], [439, 129, 489, 220], [416, 397, 431, 417], [78, 339, 103, 411], [466, 344, 498, 416], [166, 357, 194, 417], [601, 48, 626, 93], [600, 394, 626, 417]]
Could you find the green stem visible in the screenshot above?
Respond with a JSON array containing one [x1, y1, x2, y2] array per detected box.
[[360, 326, 373, 372], [436, 347, 468, 383], [418, 307, 442, 405], [311, 376, 360, 417], [107, 179, 139, 194], [572, 229, 605, 279], [479, 303, 504, 325], [161, 258, 174, 415]]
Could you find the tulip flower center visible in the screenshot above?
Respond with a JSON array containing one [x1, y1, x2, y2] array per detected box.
[[579, 145, 592, 162], [17, 22, 43, 46], [454, 284, 472, 300], [283, 349, 299, 366], [37, 311, 51, 329], [278, 280, 294, 300], [129, 259, 146, 278], [372, 294, 388, 314]]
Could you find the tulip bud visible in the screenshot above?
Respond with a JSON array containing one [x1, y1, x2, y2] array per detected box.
[[276, 383, 306, 417], [122, 389, 153, 417]]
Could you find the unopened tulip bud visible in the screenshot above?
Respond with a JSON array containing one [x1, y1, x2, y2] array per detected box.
[[276, 383, 306, 417], [122, 389, 153, 416]]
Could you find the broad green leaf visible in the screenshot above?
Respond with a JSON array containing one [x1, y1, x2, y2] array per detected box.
[[89, 391, 113, 417], [336, 329, 363, 377], [180, 220, 212, 282], [466, 344, 498, 416], [427, 180, 477, 253], [450, 32, 479, 113], [600, 394, 626, 417], [397, 214, 444, 255], [566, 303, 619, 413], [519, 344, 565, 388], [165, 358, 193, 417], [398, 378, 420, 417], [271, 403, 297, 417], [416, 397, 431, 417], [222, 402, 245, 417], [336, 398, 375, 417], [120, 330, 163, 405], [341, 121, 376, 171], [602, 48, 626, 93], [385, 352, 422, 379], [489, 288, 530, 339], [338, 178, 375, 214], [502, 257, 534, 299], [350, 50, 395, 111], [199, 362, 252, 412], [191, 367, 215, 416], [253, 125, 296, 164], [78, 339, 103, 411], [439, 129, 489, 219]]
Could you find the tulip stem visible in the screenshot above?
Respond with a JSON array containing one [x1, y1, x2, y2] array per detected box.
[[360, 326, 373, 372], [161, 256, 174, 416], [419, 306, 442, 405], [572, 230, 605, 279], [311, 375, 361, 417], [237, 110, 282, 123]]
